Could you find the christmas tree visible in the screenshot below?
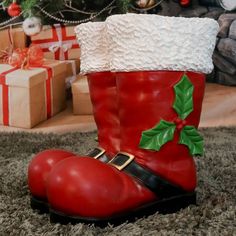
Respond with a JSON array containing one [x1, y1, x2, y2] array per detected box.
[[0, 0, 131, 27], [0, 0, 170, 29]]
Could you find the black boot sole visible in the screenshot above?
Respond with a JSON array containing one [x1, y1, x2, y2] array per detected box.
[[49, 192, 196, 227], [31, 196, 49, 214]]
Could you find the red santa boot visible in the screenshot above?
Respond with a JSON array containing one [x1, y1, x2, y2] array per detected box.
[[28, 22, 119, 212], [47, 14, 218, 225]]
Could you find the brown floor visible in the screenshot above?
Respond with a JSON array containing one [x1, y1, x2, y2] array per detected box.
[[0, 100, 96, 134], [0, 83, 235, 133], [200, 83, 236, 127]]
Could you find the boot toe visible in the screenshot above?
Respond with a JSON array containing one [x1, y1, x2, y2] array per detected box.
[[28, 149, 76, 199], [47, 156, 156, 219]]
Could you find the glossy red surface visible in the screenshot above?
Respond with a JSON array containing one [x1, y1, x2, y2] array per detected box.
[[87, 72, 120, 157], [28, 149, 76, 199], [7, 2, 21, 17], [117, 71, 205, 192], [28, 72, 120, 200], [47, 157, 155, 217], [180, 0, 190, 7], [47, 71, 205, 218]]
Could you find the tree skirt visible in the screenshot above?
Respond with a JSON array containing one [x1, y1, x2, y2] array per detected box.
[[0, 128, 235, 235]]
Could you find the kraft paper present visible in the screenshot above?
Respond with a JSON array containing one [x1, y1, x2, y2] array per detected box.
[[0, 27, 26, 52], [0, 60, 67, 129], [72, 76, 93, 115], [31, 24, 80, 61], [66, 59, 80, 77], [65, 59, 81, 88]]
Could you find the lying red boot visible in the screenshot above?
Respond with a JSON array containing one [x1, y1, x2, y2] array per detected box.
[[47, 14, 219, 225], [28, 22, 119, 213]]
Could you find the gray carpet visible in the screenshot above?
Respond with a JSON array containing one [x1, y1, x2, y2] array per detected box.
[[0, 128, 235, 236]]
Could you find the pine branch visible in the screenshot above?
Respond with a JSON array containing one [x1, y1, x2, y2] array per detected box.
[[0, 0, 130, 25], [116, 0, 130, 13]]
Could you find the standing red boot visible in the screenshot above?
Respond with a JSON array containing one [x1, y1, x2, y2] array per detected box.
[[28, 22, 119, 212], [47, 14, 219, 225]]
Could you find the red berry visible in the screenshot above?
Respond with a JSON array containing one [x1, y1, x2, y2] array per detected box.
[[7, 2, 21, 17], [174, 117, 182, 125], [182, 120, 187, 126], [177, 124, 183, 130]]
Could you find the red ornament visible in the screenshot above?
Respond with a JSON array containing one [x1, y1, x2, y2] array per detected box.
[[179, 0, 190, 7], [7, 2, 21, 17]]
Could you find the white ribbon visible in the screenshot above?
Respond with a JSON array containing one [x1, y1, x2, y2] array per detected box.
[[34, 24, 78, 60], [48, 42, 73, 53]]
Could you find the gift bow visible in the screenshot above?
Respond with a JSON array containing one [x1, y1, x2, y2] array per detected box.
[[49, 42, 73, 53], [7, 45, 44, 69], [48, 24, 75, 60], [0, 47, 13, 64], [0, 45, 53, 124]]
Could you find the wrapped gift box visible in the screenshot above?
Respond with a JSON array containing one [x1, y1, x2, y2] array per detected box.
[[65, 59, 80, 88], [65, 59, 81, 100], [72, 76, 93, 115], [0, 60, 67, 128], [66, 59, 80, 77], [0, 27, 26, 52], [31, 24, 80, 61]]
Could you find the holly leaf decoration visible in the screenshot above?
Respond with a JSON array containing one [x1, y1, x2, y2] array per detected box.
[[179, 126, 204, 156], [173, 74, 194, 120], [139, 120, 176, 151]]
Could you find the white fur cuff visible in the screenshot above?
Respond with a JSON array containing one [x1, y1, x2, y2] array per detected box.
[[75, 22, 110, 74], [106, 14, 219, 74]]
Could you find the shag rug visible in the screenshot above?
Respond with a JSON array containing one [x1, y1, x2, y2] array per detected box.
[[0, 128, 236, 236]]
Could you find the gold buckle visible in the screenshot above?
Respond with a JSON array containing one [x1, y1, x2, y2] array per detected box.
[[93, 147, 106, 159], [108, 152, 134, 171]]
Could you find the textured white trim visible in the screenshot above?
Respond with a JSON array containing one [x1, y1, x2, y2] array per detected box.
[[106, 14, 219, 74], [74, 22, 109, 74]]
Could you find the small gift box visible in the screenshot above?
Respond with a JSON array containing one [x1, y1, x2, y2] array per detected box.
[[31, 24, 80, 61], [65, 59, 81, 88], [0, 60, 67, 128], [0, 27, 26, 52], [72, 76, 93, 115], [66, 59, 80, 77]]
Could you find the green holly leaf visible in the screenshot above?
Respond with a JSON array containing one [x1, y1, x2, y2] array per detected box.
[[139, 120, 176, 151], [179, 126, 204, 156], [173, 74, 194, 120]]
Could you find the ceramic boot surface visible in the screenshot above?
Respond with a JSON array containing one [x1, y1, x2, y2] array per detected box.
[[47, 71, 204, 226], [28, 22, 119, 213], [28, 72, 119, 212], [46, 14, 219, 225]]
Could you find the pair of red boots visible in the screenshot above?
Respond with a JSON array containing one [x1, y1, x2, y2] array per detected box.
[[28, 14, 219, 225]]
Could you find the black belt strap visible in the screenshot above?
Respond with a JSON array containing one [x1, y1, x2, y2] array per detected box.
[[87, 147, 110, 163], [109, 153, 186, 198]]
